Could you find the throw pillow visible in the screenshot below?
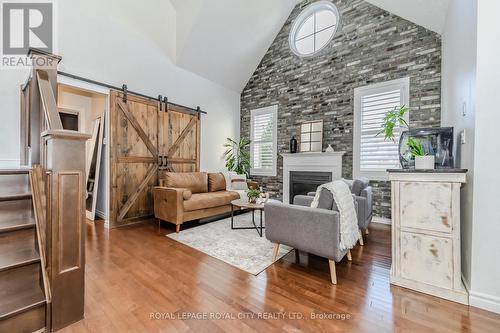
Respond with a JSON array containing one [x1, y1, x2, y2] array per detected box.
[[351, 177, 369, 196], [230, 174, 248, 191], [317, 188, 334, 210], [208, 173, 226, 192]]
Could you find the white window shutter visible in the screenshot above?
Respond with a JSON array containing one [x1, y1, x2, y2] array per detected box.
[[250, 105, 278, 176], [354, 78, 410, 180]]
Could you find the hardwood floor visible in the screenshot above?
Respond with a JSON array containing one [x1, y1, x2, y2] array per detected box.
[[59, 219, 500, 333]]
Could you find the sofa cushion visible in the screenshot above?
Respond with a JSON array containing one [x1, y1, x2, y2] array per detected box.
[[183, 191, 240, 212], [316, 188, 339, 211], [317, 188, 333, 210], [351, 177, 369, 196], [208, 172, 226, 192], [162, 172, 208, 194]]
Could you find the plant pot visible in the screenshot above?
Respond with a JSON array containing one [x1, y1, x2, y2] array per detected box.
[[415, 155, 435, 170], [248, 197, 258, 204]]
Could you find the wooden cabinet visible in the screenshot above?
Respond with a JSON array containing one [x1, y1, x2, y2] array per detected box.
[[388, 171, 468, 304]]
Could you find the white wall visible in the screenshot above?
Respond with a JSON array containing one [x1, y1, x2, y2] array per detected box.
[[469, 0, 500, 314], [441, 0, 477, 293], [0, 0, 240, 172]]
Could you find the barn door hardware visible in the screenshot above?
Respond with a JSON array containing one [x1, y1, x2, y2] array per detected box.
[[163, 97, 168, 111], [122, 84, 128, 102], [58, 71, 207, 114]]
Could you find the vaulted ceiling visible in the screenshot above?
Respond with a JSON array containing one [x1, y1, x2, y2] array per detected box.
[[171, 0, 300, 92], [364, 0, 450, 35], [169, 0, 450, 93]]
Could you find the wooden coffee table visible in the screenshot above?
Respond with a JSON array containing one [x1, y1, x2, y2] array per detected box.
[[231, 199, 265, 237]]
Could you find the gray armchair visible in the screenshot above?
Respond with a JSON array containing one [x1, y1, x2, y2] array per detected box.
[[304, 177, 373, 245], [265, 199, 352, 284]]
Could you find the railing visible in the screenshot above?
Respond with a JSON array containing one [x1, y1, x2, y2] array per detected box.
[[29, 165, 52, 330], [21, 48, 89, 331]]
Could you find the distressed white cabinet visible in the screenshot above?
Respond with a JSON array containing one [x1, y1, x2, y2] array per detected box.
[[388, 170, 468, 304]]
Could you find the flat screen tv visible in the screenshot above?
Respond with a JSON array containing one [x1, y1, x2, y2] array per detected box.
[[399, 127, 454, 169]]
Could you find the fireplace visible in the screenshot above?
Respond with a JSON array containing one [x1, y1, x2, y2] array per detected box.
[[289, 171, 332, 203], [282, 152, 345, 204]]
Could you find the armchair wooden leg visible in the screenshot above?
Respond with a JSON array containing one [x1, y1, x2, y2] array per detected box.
[[359, 229, 364, 246], [328, 260, 337, 284], [272, 243, 280, 262], [176, 224, 181, 233], [347, 250, 352, 261], [365, 228, 369, 235]]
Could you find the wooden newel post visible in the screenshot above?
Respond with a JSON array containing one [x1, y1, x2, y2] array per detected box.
[[42, 129, 90, 331]]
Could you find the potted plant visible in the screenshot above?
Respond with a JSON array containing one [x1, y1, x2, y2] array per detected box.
[[378, 105, 435, 169], [246, 188, 261, 204], [223, 137, 251, 176], [407, 137, 435, 169]]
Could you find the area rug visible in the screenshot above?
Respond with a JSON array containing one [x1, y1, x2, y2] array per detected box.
[[167, 212, 292, 275]]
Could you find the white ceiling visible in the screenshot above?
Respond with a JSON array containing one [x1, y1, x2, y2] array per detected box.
[[171, 0, 299, 92], [364, 0, 451, 34]]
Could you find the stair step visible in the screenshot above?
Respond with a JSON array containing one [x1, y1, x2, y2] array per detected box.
[[0, 199, 35, 233], [0, 262, 46, 321], [0, 228, 39, 272], [0, 171, 31, 202]]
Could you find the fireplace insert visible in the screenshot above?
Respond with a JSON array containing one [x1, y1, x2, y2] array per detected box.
[[289, 171, 332, 203]]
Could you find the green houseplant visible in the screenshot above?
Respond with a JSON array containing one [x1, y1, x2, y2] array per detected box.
[[379, 105, 409, 142], [378, 105, 435, 169], [223, 137, 251, 176], [407, 137, 435, 169], [246, 188, 261, 204]]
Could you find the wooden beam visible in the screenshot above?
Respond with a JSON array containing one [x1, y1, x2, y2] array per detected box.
[[168, 158, 197, 164], [117, 99, 158, 159], [117, 164, 158, 222], [167, 117, 197, 157], [117, 156, 156, 164]]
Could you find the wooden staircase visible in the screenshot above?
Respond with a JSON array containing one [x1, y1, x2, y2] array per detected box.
[[0, 169, 48, 332]]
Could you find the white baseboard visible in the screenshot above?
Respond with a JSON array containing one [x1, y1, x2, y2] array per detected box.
[[95, 208, 107, 220], [372, 216, 391, 225], [0, 159, 21, 168], [94, 209, 110, 229], [469, 290, 500, 314]]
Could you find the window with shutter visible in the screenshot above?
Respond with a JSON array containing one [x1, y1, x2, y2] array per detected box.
[[353, 78, 410, 180], [250, 105, 278, 176]]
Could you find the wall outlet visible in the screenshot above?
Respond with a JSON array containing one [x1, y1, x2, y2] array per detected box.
[[460, 129, 466, 144]]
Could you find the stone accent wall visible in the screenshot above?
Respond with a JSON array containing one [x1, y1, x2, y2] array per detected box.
[[240, 0, 441, 218]]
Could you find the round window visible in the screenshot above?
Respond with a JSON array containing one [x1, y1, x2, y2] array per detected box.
[[289, 1, 341, 57]]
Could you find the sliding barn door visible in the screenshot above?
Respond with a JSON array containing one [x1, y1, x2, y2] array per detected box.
[[159, 104, 200, 174], [109, 91, 160, 227]]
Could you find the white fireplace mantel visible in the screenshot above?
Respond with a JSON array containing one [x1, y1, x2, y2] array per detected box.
[[282, 152, 345, 204]]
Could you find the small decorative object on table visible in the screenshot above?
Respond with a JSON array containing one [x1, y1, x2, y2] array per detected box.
[[325, 144, 334, 152], [407, 137, 435, 169], [246, 188, 261, 204], [290, 134, 298, 153]]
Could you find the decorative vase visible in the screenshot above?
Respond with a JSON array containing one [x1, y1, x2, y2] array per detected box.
[[325, 144, 334, 153], [248, 197, 257, 204], [415, 155, 435, 170], [290, 135, 298, 153]]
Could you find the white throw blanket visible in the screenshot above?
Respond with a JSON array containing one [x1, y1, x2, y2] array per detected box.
[[310, 180, 360, 251]]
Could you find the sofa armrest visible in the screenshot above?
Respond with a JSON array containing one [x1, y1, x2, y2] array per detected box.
[[356, 186, 373, 229], [265, 200, 343, 261], [153, 187, 185, 224]]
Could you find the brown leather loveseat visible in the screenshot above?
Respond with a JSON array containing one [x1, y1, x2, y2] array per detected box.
[[153, 172, 255, 233]]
